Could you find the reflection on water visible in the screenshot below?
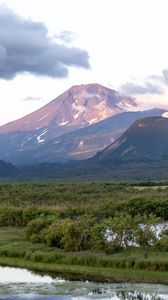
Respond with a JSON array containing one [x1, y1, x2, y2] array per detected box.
[[0, 266, 168, 299], [0, 266, 54, 283]]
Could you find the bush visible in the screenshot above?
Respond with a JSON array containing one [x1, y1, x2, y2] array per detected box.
[[134, 215, 160, 248], [45, 220, 64, 247], [24, 215, 56, 242], [154, 238, 168, 251], [45, 216, 105, 251], [0, 206, 23, 226]]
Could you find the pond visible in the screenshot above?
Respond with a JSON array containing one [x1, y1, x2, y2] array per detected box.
[[0, 266, 168, 299]]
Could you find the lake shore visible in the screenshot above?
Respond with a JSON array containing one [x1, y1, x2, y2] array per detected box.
[[1, 255, 168, 284]]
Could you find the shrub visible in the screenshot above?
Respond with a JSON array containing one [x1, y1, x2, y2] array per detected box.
[[24, 215, 56, 242], [45, 216, 105, 251], [0, 206, 23, 226], [154, 238, 168, 251]]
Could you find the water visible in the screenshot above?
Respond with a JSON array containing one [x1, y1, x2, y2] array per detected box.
[[0, 266, 168, 299]]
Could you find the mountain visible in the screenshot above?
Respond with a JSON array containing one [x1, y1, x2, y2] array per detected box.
[[20, 116, 168, 180], [38, 108, 165, 161], [0, 82, 166, 166], [0, 83, 138, 164], [5, 108, 164, 165], [96, 116, 168, 163], [0, 160, 18, 177], [0, 83, 136, 135]]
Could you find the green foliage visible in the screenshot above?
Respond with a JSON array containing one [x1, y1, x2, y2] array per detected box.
[[0, 204, 57, 227], [135, 214, 160, 248], [0, 181, 168, 220], [154, 238, 168, 251], [45, 220, 66, 248], [22, 205, 41, 225], [90, 224, 106, 250], [45, 216, 105, 251], [105, 242, 123, 254], [154, 227, 168, 251], [104, 213, 138, 249], [0, 181, 168, 256], [24, 215, 56, 242], [22, 205, 56, 225], [0, 206, 23, 226]]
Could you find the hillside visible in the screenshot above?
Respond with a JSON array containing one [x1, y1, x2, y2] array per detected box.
[[20, 116, 168, 180]]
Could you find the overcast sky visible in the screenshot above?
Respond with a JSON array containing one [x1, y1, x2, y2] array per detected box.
[[0, 0, 168, 124]]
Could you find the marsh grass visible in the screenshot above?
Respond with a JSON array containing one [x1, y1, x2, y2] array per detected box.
[[1, 227, 168, 283]]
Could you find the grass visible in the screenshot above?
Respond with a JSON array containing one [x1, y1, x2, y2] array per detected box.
[[1, 256, 168, 284], [1, 227, 168, 283], [133, 186, 168, 190], [1, 181, 168, 283]]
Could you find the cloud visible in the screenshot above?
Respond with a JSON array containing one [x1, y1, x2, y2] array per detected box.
[[149, 69, 168, 85], [120, 81, 163, 96], [55, 31, 75, 43], [0, 6, 90, 80], [23, 96, 44, 102], [162, 69, 168, 83]]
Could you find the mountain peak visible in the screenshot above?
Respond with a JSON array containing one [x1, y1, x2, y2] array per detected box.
[[70, 83, 112, 91], [68, 83, 123, 98], [0, 83, 137, 134]]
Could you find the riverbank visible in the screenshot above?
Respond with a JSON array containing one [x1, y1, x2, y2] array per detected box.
[[1, 256, 168, 284], [1, 227, 168, 284]]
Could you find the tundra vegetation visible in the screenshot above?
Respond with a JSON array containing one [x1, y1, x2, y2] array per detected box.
[[1, 181, 168, 282]]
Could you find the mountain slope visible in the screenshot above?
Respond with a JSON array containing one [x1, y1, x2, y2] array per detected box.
[[0, 109, 164, 164], [20, 116, 168, 180], [0, 83, 136, 135], [0, 83, 137, 164], [95, 116, 168, 163], [0, 160, 18, 177]]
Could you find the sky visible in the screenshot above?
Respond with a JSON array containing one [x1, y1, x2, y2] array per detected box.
[[0, 0, 168, 125]]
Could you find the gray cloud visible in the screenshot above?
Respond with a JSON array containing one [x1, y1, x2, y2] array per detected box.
[[149, 69, 168, 85], [162, 69, 168, 83], [0, 6, 90, 80], [55, 31, 75, 43], [23, 96, 44, 102], [120, 81, 163, 96]]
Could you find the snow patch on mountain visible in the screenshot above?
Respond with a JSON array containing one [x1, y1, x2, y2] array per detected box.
[[79, 140, 84, 148], [74, 113, 79, 120], [27, 135, 37, 142], [59, 121, 69, 126], [88, 118, 98, 125], [117, 101, 134, 109], [37, 129, 48, 143], [38, 114, 50, 121], [72, 102, 87, 121], [162, 112, 168, 118]]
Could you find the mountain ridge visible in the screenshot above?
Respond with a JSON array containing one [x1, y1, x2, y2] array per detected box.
[[0, 83, 138, 164], [0, 109, 164, 165], [19, 116, 168, 180], [96, 116, 168, 163], [0, 83, 166, 166]]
